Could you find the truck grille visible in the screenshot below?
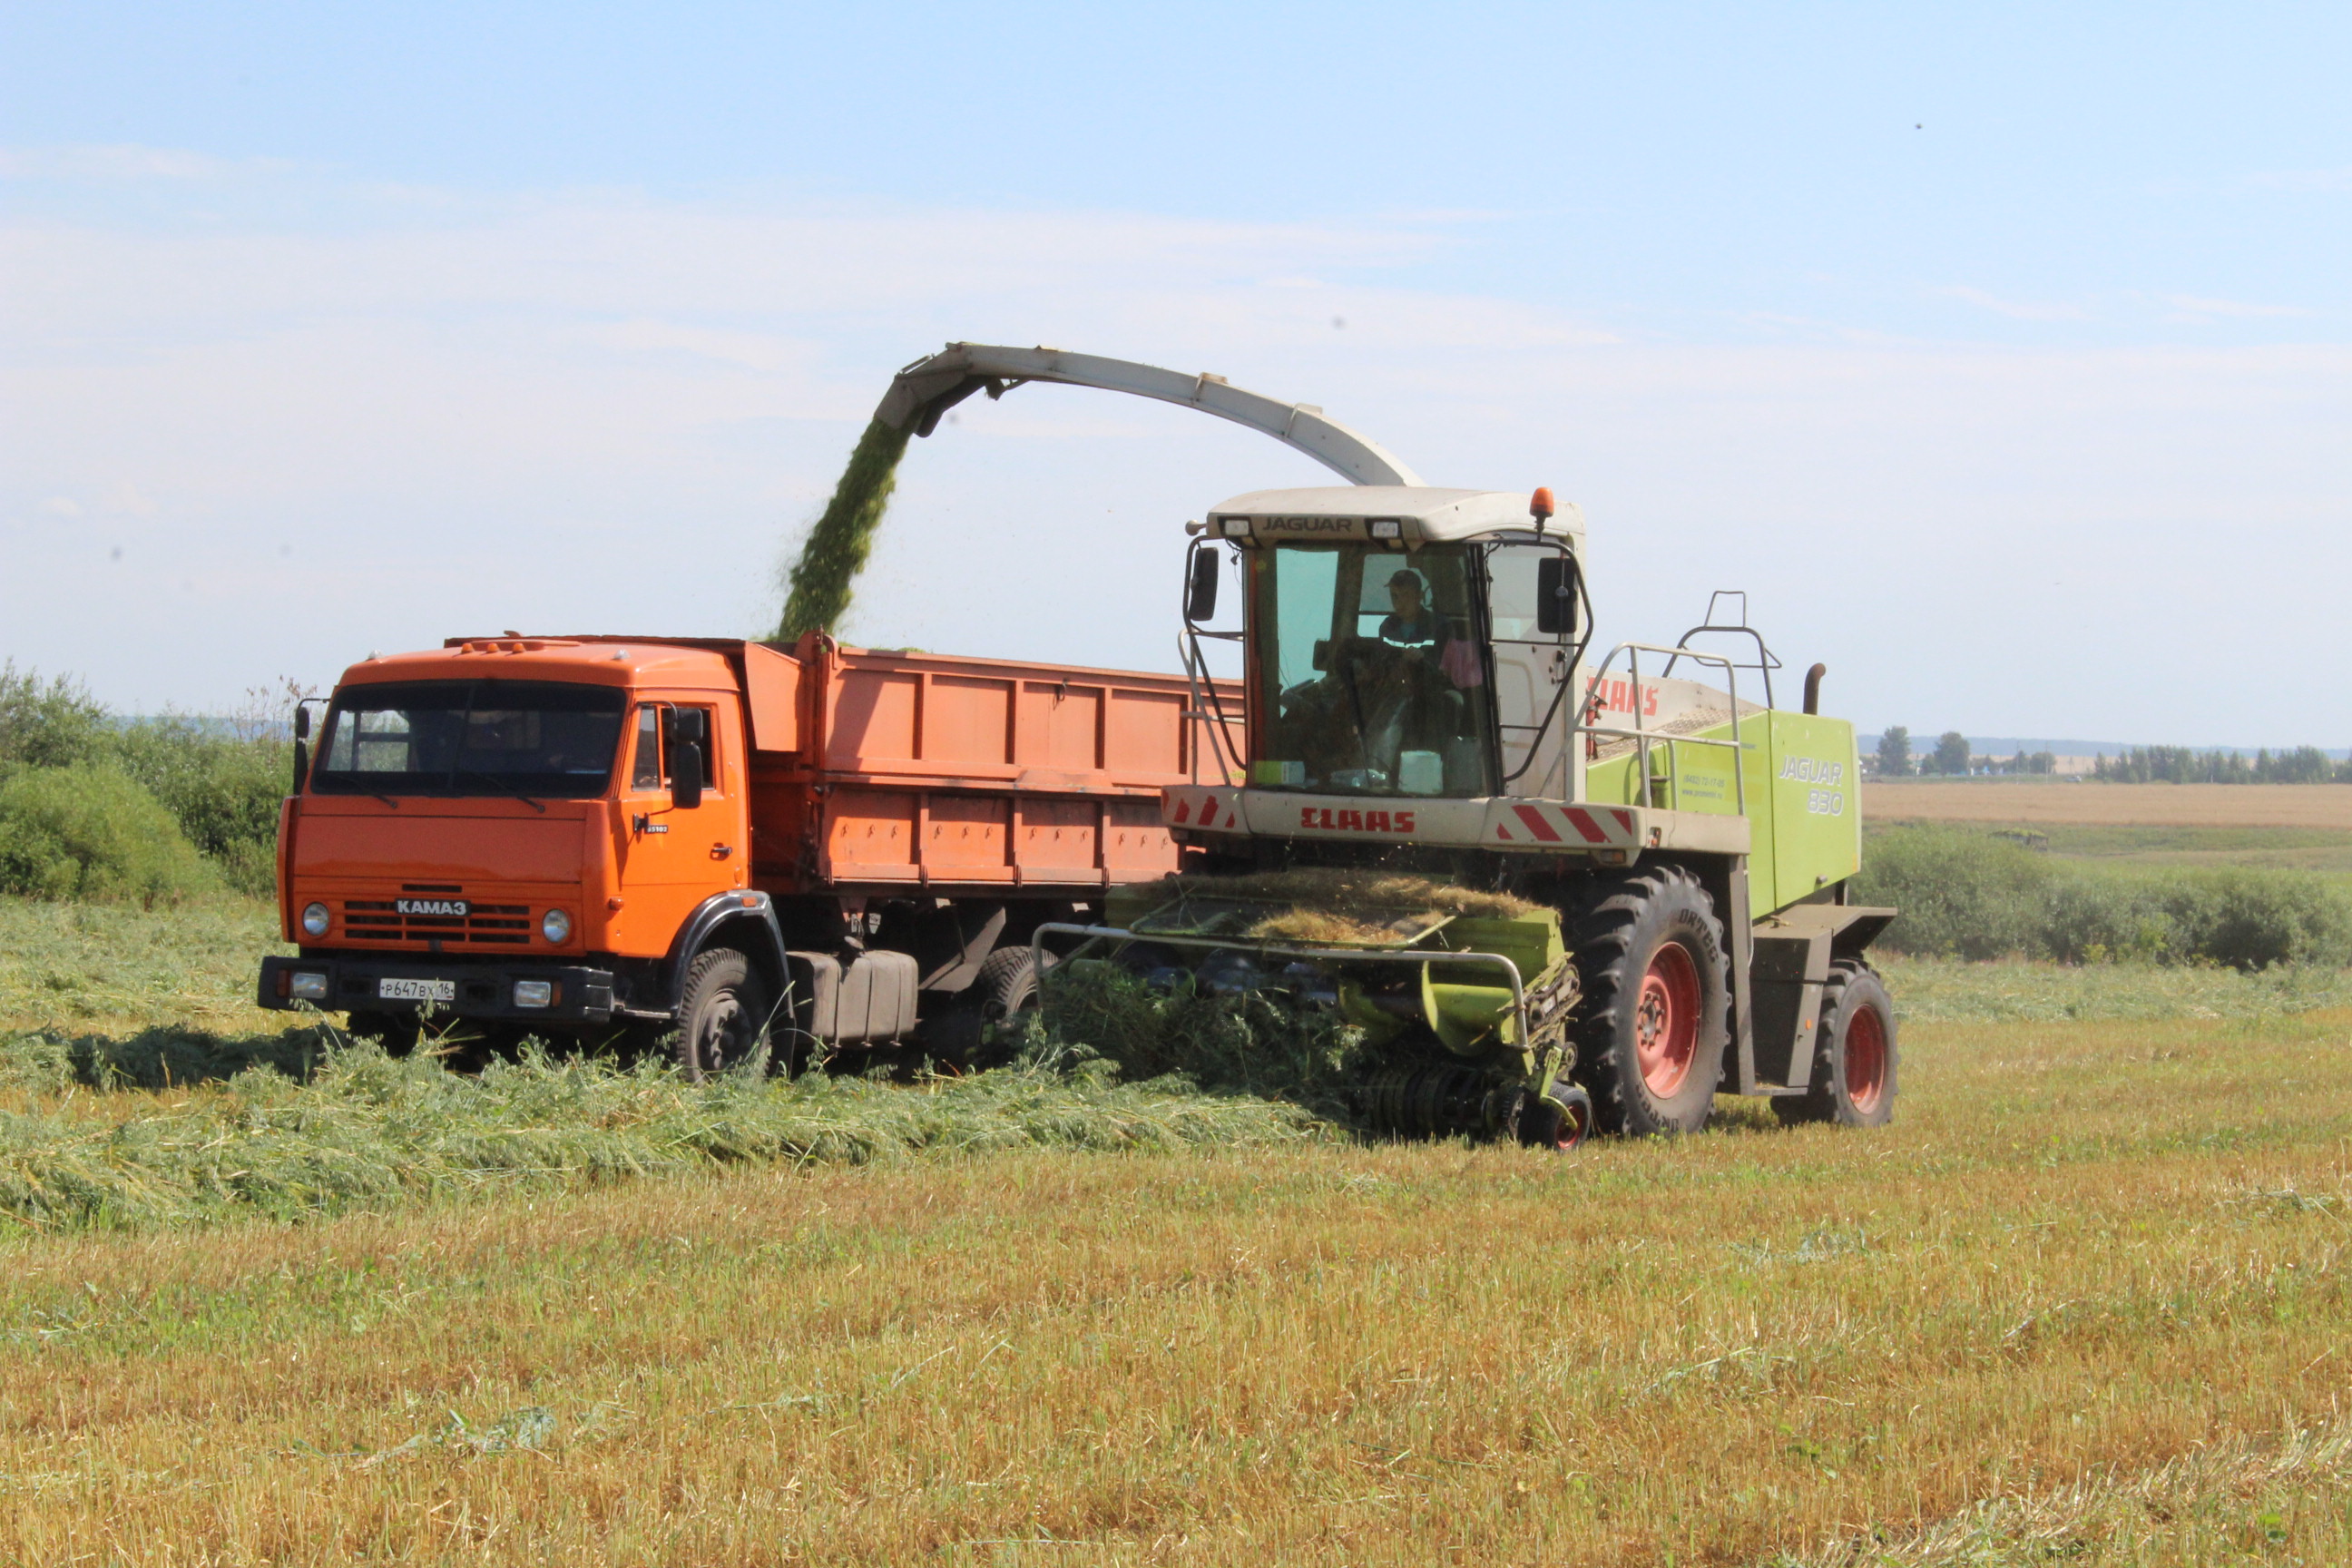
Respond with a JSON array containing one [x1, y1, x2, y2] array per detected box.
[[342, 900, 534, 946]]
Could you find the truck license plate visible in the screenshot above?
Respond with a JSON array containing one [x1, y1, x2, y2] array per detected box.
[[378, 977, 456, 1003]]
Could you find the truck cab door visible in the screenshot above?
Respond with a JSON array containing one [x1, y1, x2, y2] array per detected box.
[[617, 701, 742, 947]]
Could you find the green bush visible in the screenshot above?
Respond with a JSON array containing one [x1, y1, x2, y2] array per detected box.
[[1853, 827, 2053, 961], [2159, 867, 2352, 971], [0, 766, 215, 906], [0, 662, 111, 769], [112, 718, 290, 895], [1859, 826, 2352, 970]]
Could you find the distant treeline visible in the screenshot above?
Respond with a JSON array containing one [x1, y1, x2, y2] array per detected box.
[[1872, 728, 2057, 778], [2091, 745, 2347, 785], [1871, 726, 2349, 783]]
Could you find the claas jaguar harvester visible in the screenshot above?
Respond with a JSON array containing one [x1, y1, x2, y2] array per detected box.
[[867, 346, 1901, 1146]]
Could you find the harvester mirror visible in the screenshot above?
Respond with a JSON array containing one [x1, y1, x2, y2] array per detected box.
[[1184, 544, 1220, 622], [1536, 555, 1580, 637], [294, 706, 311, 740]]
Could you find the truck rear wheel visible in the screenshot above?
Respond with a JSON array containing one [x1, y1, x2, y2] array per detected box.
[[1569, 867, 1730, 1136], [674, 947, 772, 1082], [1774, 962, 1896, 1128]]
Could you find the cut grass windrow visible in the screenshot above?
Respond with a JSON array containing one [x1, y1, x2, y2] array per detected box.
[[0, 1033, 1318, 1233]]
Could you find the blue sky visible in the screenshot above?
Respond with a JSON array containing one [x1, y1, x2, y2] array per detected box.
[[5, 3, 2350, 741]]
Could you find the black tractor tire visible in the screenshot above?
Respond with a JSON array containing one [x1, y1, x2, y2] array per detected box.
[[975, 946, 1050, 1027], [672, 947, 773, 1082], [1568, 866, 1731, 1136], [1773, 961, 1897, 1128]]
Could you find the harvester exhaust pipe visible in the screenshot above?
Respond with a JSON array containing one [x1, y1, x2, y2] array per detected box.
[[1803, 662, 1827, 715]]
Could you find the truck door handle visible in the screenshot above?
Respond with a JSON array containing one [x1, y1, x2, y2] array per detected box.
[[711, 844, 734, 859]]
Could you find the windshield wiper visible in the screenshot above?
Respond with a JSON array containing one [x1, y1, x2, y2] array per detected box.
[[453, 768, 547, 812]]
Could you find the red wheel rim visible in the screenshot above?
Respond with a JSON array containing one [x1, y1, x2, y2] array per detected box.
[[1843, 1004, 1887, 1113], [1634, 941, 1701, 1097]]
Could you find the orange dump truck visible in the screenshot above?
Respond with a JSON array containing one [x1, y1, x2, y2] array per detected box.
[[257, 632, 1238, 1070]]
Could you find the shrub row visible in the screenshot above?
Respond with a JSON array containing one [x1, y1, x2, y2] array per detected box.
[[0, 663, 293, 903], [1854, 826, 2352, 970]]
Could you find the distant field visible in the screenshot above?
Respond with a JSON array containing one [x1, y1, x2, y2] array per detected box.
[[1866, 780, 2352, 829]]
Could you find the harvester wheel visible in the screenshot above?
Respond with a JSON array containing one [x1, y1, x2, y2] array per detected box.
[[1521, 1084, 1595, 1152], [1568, 867, 1730, 1136], [673, 947, 772, 1082], [1774, 962, 1896, 1128]]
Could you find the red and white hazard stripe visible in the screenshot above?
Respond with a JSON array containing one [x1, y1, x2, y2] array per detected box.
[[1163, 786, 1245, 833], [1488, 801, 1638, 848]]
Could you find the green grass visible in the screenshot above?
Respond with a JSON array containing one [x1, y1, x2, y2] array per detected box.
[[1, 891, 2351, 1557], [0, 1007, 2348, 1563], [1875, 951, 2352, 1023], [1870, 818, 2352, 877], [0, 892, 289, 1034]]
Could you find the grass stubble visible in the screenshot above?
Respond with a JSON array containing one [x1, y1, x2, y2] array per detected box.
[[2, 897, 2351, 1563]]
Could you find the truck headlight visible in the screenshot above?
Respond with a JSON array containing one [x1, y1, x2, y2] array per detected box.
[[542, 909, 572, 944], [289, 971, 330, 1001], [513, 980, 554, 1008], [300, 902, 331, 937]]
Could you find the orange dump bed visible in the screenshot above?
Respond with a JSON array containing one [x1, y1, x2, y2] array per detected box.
[[747, 636, 1241, 895]]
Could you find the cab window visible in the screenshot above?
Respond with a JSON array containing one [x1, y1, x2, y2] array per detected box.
[[627, 703, 720, 793], [630, 706, 663, 790]]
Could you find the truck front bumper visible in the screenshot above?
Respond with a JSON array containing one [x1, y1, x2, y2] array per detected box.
[[257, 955, 619, 1024]]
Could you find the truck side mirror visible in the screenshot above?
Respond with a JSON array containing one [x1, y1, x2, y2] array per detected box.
[[671, 743, 704, 810], [1537, 555, 1580, 637], [1184, 545, 1220, 622], [291, 704, 313, 792]]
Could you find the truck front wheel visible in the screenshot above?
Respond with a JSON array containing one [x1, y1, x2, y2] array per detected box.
[[674, 947, 772, 1082], [1774, 962, 1896, 1128], [1570, 867, 1730, 1136]]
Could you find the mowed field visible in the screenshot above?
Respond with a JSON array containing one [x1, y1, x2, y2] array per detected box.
[[3, 898, 2351, 1563], [1866, 780, 2352, 830]]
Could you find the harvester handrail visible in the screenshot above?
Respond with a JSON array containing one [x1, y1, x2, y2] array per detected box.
[[1028, 923, 1530, 1048], [1574, 641, 1749, 815]]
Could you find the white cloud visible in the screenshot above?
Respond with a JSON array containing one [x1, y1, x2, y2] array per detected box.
[[2249, 167, 2352, 192], [3, 150, 2350, 745], [1931, 285, 2091, 322], [2156, 292, 2313, 321]]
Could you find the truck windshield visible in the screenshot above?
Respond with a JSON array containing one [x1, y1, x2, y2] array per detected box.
[[310, 681, 628, 799], [1251, 543, 1495, 797]]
